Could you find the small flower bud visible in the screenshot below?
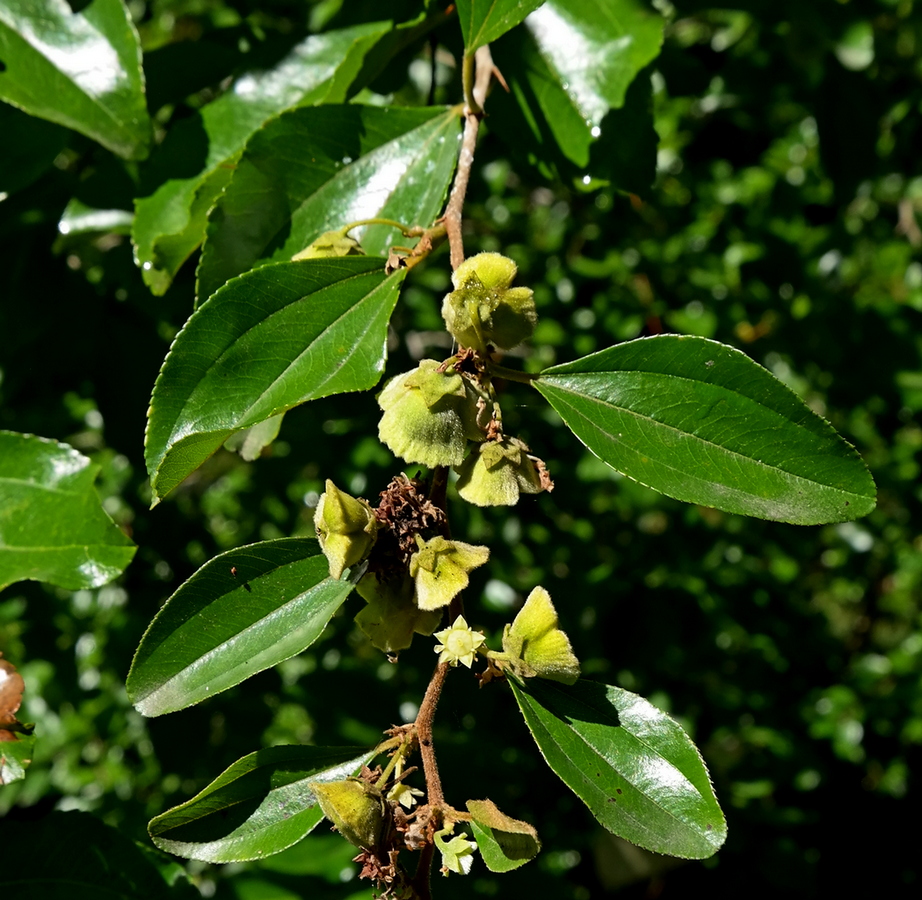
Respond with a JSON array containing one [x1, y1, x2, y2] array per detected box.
[[314, 480, 377, 579], [501, 587, 580, 685], [377, 360, 489, 467], [442, 252, 537, 351], [454, 437, 545, 507], [355, 573, 442, 653], [409, 535, 489, 611], [310, 778, 385, 850]]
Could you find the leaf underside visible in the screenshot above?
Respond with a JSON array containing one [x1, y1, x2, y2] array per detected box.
[[148, 745, 374, 862]]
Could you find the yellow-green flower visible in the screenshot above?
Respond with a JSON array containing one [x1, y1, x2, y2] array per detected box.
[[377, 360, 489, 466], [387, 782, 425, 809], [434, 825, 477, 875], [409, 535, 489, 611], [455, 436, 545, 507], [433, 616, 486, 667], [354, 573, 442, 653], [501, 586, 580, 685]]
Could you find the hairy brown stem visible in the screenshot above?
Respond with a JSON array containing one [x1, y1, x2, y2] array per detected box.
[[411, 841, 436, 900], [416, 660, 450, 808], [444, 45, 494, 271]]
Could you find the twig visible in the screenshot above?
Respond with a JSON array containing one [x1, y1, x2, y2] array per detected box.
[[444, 45, 494, 271], [416, 661, 450, 808]]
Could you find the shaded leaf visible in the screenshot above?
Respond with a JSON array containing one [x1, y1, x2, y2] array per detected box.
[[467, 799, 540, 872], [0, 810, 185, 899], [149, 746, 375, 862], [224, 413, 286, 462], [128, 539, 355, 717], [489, 0, 662, 186], [0, 0, 150, 159], [196, 104, 460, 305], [534, 335, 877, 524], [132, 20, 391, 294], [456, 0, 547, 51], [0, 431, 136, 591], [145, 256, 403, 502], [0, 732, 34, 784], [509, 677, 726, 859], [0, 102, 68, 196]]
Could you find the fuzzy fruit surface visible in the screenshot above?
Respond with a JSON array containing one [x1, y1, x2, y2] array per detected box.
[[442, 252, 536, 352], [377, 359, 488, 467]]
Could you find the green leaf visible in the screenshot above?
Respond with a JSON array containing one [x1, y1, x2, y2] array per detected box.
[[196, 104, 460, 305], [127, 539, 354, 717], [467, 799, 540, 872], [0, 732, 35, 785], [145, 256, 403, 503], [0, 0, 150, 160], [509, 677, 726, 860], [0, 431, 136, 592], [456, 0, 547, 51], [58, 198, 133, 237], [0, 102, 68, 196], [132, 20, 391, 295], [534, 335, 877, 525], [0, 810, 183, 899], [489, 0, 662, 184], [148, 745, 375, 863]]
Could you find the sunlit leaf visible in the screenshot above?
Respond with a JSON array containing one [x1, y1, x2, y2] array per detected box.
[[196, 104, 460, 304], [127, 539, 355, 717], [534, 335, 877, 524], [149, 746, 375, 862], [510, 677, 726, 859], [488, 0, 662, 185], [455, 0, 547, 51], [0, 0, 150, 159], [0, 431, 136, 591], [145, 257, 404, 502], [132, 20, 391, 294]]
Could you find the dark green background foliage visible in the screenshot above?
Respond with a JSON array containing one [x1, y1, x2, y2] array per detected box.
[[1, 0, 920, 897]]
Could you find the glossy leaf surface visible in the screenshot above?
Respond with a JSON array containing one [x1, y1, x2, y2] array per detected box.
[[132, 20, 390, 294], [0, 0, 150, 159], [145, 257, 403, 502], [535, 335, 877, 524], [127, 539, 353, 717], [510, 677, 726, 859], [0, 810, 185, 899], [489, 0, 661, 184], [0, 431, 136, 591], [196, 104, 460, 304], [455, 0, 547, 50], [149, 745, 373, 862]]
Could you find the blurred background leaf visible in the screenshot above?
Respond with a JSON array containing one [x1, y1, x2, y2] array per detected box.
[[0, 0, 920, 897]]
